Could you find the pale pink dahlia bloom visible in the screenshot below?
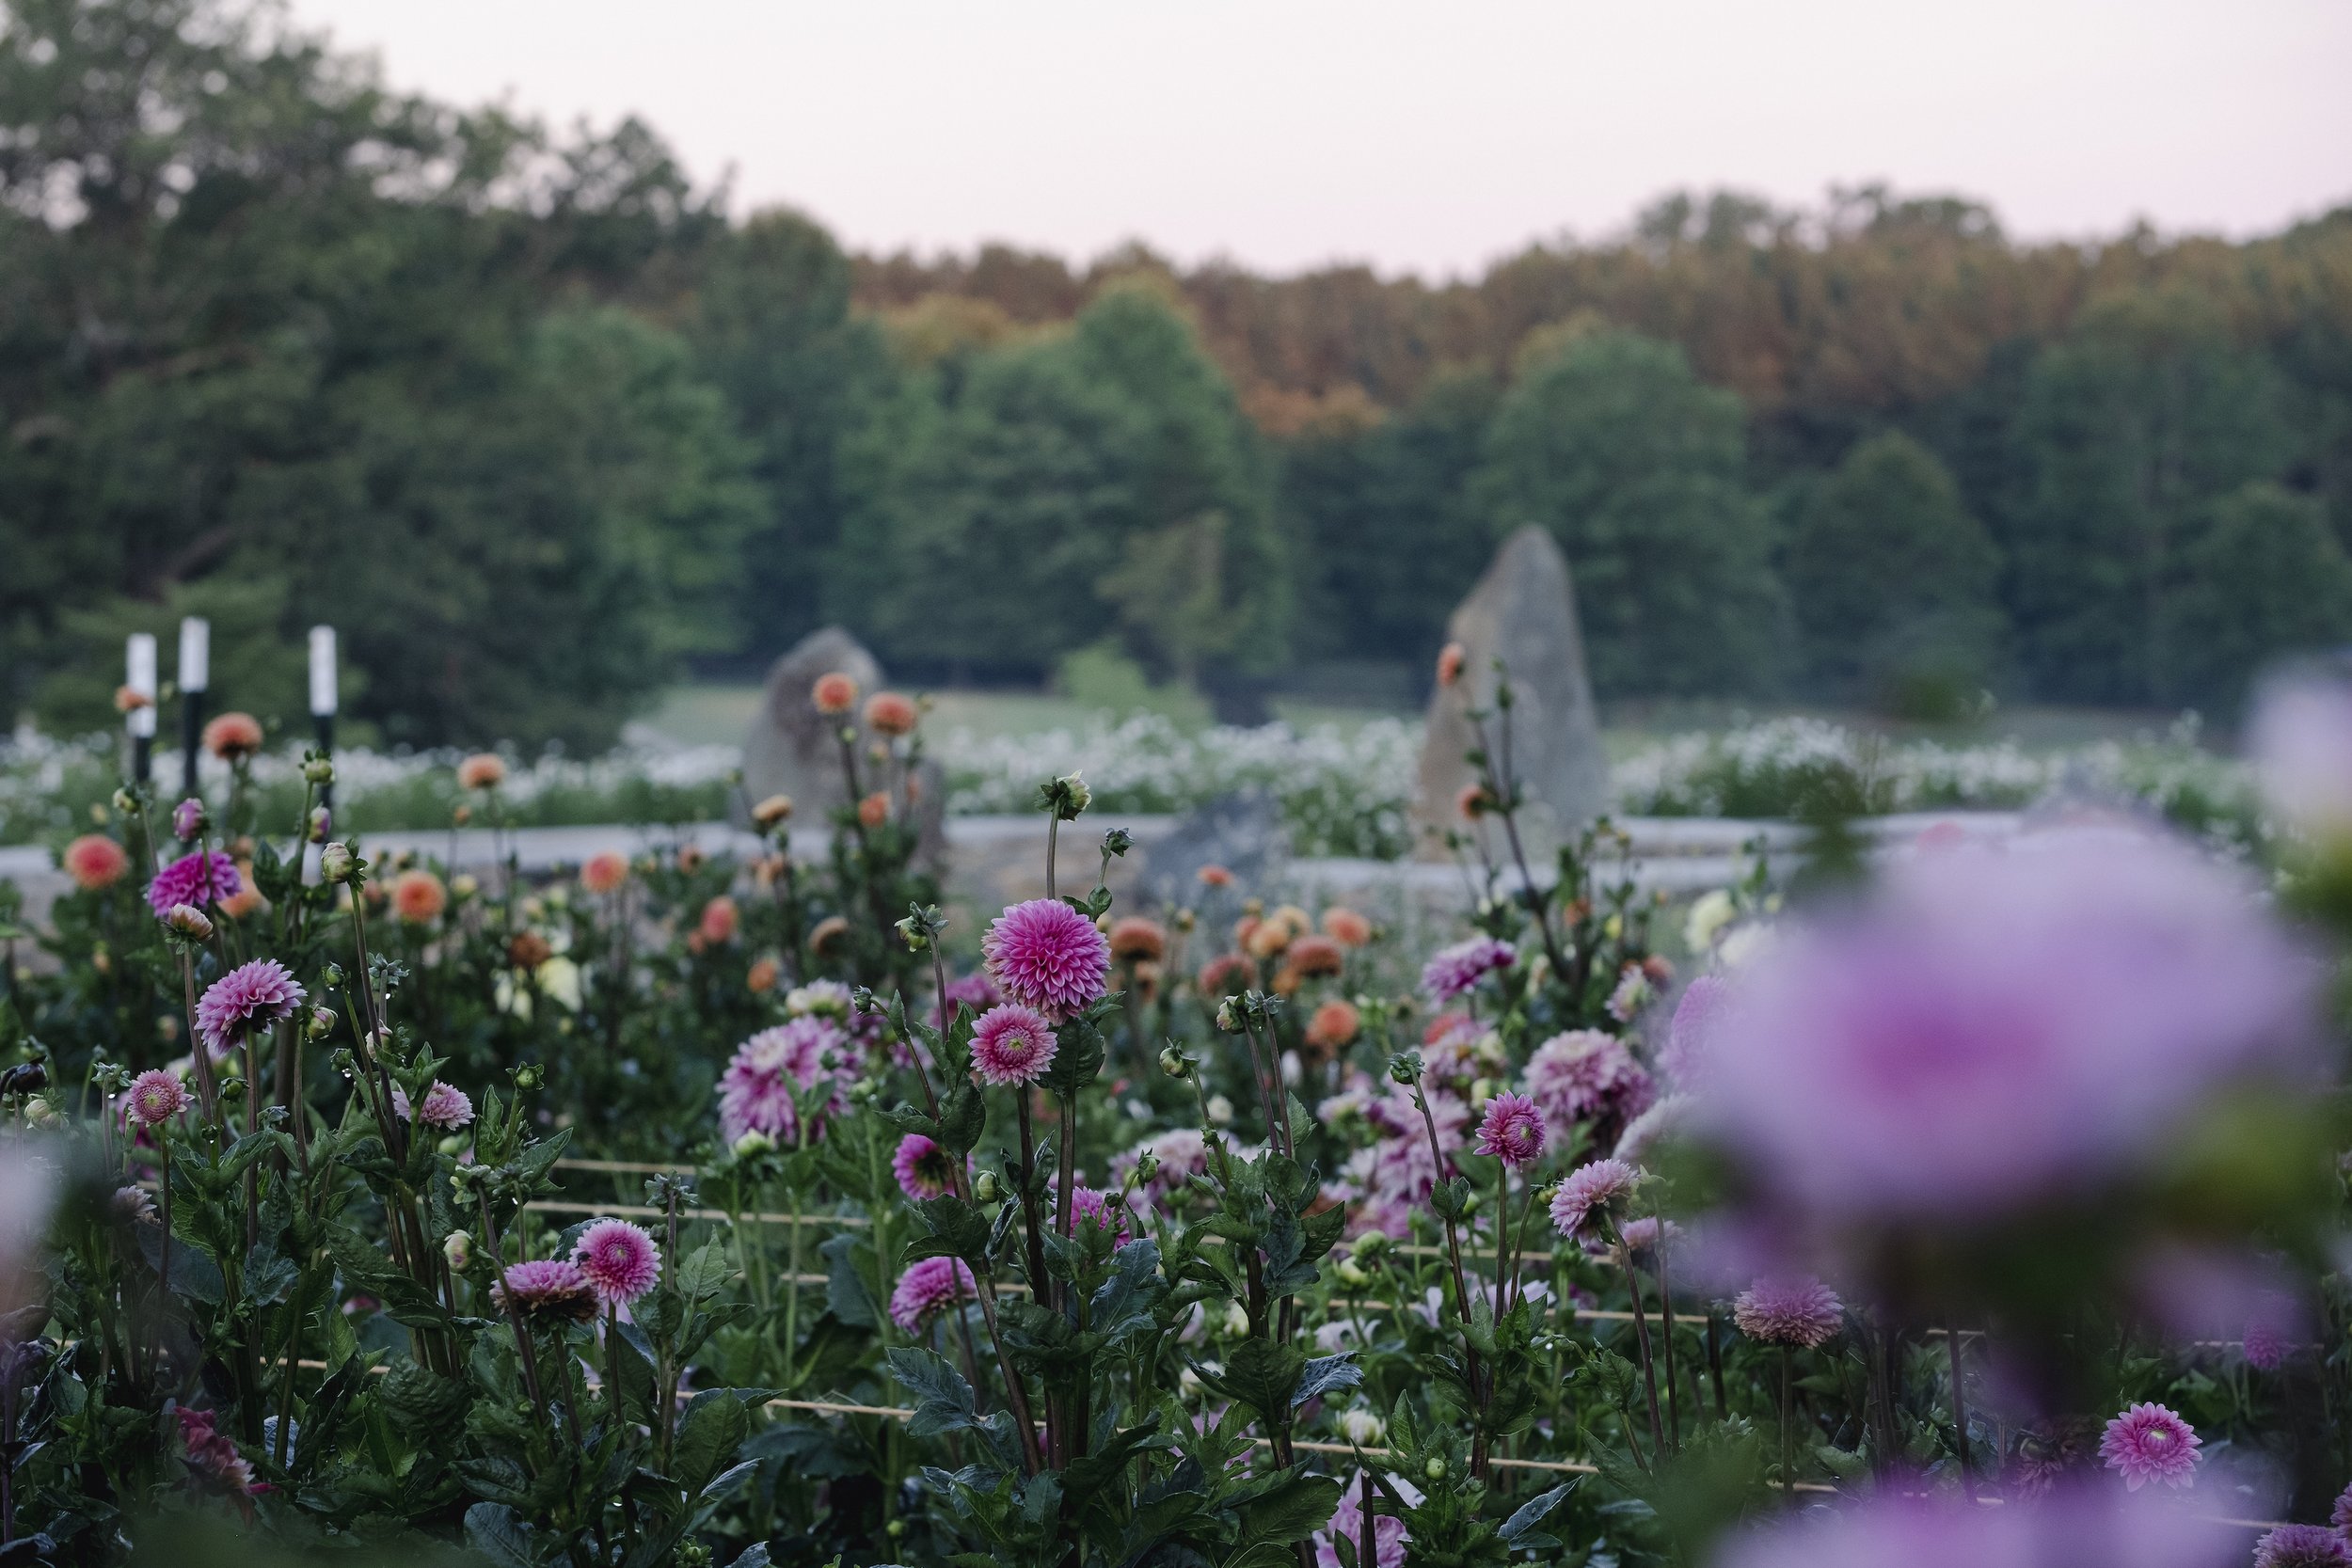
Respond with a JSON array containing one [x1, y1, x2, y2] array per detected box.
[[1658, 974, 1725, 1090], [1473, 1091, 1545, 1165], [1311, 1471, 1421, 1568], [1732, 1276, 1844, 1348], [888, 1256, 975, 1332], [2254, 1526, 2352, 1568], [1549, 1157, 1637, 1239], [2099, 1402, 2201, 1490], [1524, 1029, 1655, 1138], [981, 898, 1110, 1018], [392, 1080, 475, 1132], [196, 958, 307, 1055], [148, 849, 240, 918], [970, 1003, 1058, 1086], [718, 1016, 850, 1143], [125, 1069, 190, 1128], [1706, 827, 2318, 1224], [572, 1218, 662, 1308], [1419, 936, 1516, 1005], [892, 1133, 957, 1201]]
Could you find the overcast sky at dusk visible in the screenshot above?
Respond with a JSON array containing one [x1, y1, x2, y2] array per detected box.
[[290, 0, 2352, 277]]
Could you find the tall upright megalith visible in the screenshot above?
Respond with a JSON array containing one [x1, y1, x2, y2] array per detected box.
[[1412, 527, 1611, 861], [738, 626, 946, 863]]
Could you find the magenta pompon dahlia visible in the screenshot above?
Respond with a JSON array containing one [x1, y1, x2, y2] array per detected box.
[[1549, 1157, 1638, 1239], [2098, 1402, 2201, 1491], [146, 849, 240, 918], [981, 899, 1110, 1019], [888, 1256, 976, 1332], [1473, 1091, 1545, 1165], [971, 1003, 1058, 1086], [493, 1259, 600, 1324], [1419, 936, 1516, 1005], [2254, 1526, 2352, 1568], [1732, 1276, 1845, 1348], [124, 1069, 190, 1128], [1524, 1029, 1656, 1136], [892, 1132, 958, 1201], [195, 958, 307, 1055], [1069, 1185, 1134, 1247], [571, 1218, 662, 1309]]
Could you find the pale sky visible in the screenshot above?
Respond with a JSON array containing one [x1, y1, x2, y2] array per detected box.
[[289, 0, 2352, 278]]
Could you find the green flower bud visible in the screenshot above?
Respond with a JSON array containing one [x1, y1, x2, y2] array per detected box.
[[318, 842, 355, 884], [975, 1170, 1003, 1203], [1424, 1456, 1447, 1481]]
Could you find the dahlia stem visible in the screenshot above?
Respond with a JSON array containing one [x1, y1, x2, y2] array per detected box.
[[1045, 816, 1059, 902], [153, 1138, 172, 1375], [477, 1195, 548, 1441], [1949, 1323, 1974, 1499], [1657, 1241, 1683, 1456], [1621, 1243, 1667, 1463], [176, 954, 219, 1126], [1779, 1344, 1794, 1494], [1707, 1308, 1728, 1419]]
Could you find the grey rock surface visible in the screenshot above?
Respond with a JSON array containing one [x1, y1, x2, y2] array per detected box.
[[736, 626, 946, 863], [1412, 527, 1611, 862]]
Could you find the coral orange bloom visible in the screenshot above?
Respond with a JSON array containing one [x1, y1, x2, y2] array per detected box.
[[391, 869, 447, 925], [747, 956, 781, 993], [1109, 917, 1168, 963], [1286, 934, 1345, 978], [217, 867, 265, 921], [580, 850, 628, 895], [812, 673, 858, 715], [1306, 998, 1361, 1051], [1320, 907, 1374, 947], [114, 685, 152, 714], [62, 834, 129, 891], [508, 931, 554, 970], [1437, 641, 1468, 687], [1197, 864, 1233, 888], [863, 690, 918, 736], [1245, 920, 1293, 961], [699, 895, 739, 944], [857, 792, 889, 829], [808, 914, 850, 955], [201, 711, 264, 761], [456, 753, 507, 790]]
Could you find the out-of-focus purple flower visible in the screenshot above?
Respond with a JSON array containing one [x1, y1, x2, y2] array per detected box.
[[1114, 1127, 1210, 1212], [982, 899, 1110, 1019], [147, 849, 240, 918], [178, 1407, 255, 1496], [1618, 1215, 1679, 1257], [943, 972, 1002, 1012], [1661, 974, 1727, 1090], [888, 1256, 974, 1332], [1524, 1029, 1656, 1140], [195, 959, 307, 1055], [1613, 1093, 1694, 1164], [2242, 1289, 2301, 1371], [892, 1133, 957, 1201], [2253, 1526, 2352, 1568], [170, 798, 206, 841], [1704, 827, 2317, 1223], [971, 1004, 1058, 1086], [1708, 1486, 2237, 1568], [1731, 1276, 1844, 1348], [1607, 964, 1656, 1022], [1069, 1185, 1134, 1246], [571, 1219, 661, 1309], [1473, 1091, 1545, 1165], [2333, 1479, 2352, 1534], [1549, 1157, 1638, 1240], [2098, 1402, 2201, 1490], [1311, 1471, 1422, 1568], [718, 1017, 850, 1143], [1420, 936, 1516, 1005], [493, 1259, 599, 1324], [2250, 667, 2352, 844]]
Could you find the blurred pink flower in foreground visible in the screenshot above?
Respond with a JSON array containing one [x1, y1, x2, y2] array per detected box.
[[1704, 827, 2315, 1222], [2250, 666, 2352, 843], [1710, 1487, 2234, 1568]]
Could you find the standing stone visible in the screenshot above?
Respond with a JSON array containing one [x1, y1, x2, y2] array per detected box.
[[738, 626, 946, 864], [1411, 527, 1611, 862]]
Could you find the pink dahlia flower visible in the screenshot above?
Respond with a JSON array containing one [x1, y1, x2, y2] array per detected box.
[[1732, 1275, 1844, 1348], [892, 1133, 957, 1201], [1714, 1486, 2235, 1568], [981, 899, 1110, 1018], [2252, 668, 2352, 843], [493, 1259, 599, 1324], [1473, 1091, 1545, 1165], [971, 1003, 1058, 1086], [1419, 936, 1516, 1005], [1524, 1029, 1656, 1138], [2254, 1526, 2352, 1568], [2333, 1479, 2352, 1534], [888, 1256, 975, 1332], [196, 959, 307, 1055], [572, 1218, 662, 1308], [62, 834, 130, 891], [178, 1407, 255, 1495], [718, 1016, 850, 1143], [125, 1069, 190, 1128], [170, 798, 207, 841], [147, 849, 240, 918], [943, 971, 1002, 1012], [392, 1080, 475, 1132], [1549, 1157, 1637, 1240], [1659, 974, 1726, 1090], [2099, 1402, 2201, 1490], [1069, 1185, 1133, 1246], [1705, 827, 2318, 1223], [1311, 1471, 1421, 1568]]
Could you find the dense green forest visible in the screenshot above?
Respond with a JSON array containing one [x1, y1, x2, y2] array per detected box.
[[5, 0, 2350, 748]]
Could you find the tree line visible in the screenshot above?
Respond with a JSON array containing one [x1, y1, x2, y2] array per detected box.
[[5, 0, 2349, 750]]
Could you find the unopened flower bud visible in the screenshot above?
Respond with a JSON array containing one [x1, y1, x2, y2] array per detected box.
[[513, 1064, 543, 1089], [1136, 1151, 1160, 1184], [895, 914, 928, 951], [731, 1130, 774, 1159], [319, 842, 355, 883], [1387, 1053, 1422, 1086], [171, 798, 206, 841], [307, 805, 331, 843], [974, 1170, 1003, 1203], [1214, 998, 1243, 1034], [164, 904, 215, 942], [1158, 1046, 1192, 1080], [1339, 1407, 1386, 1447], [1221, 1303, 1249, 1338], [452, 873, 478, 898], [1337, 1258, 1371, 1289], [307, 1006, 338, 1040], [303, 756, 336, 785], [1424, 1456, 1447, 1481], [1205, 1094, 1234, 1127], [443, 1230, 470, 1271]]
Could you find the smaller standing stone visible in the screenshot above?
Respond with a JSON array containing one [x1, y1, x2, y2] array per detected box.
[[1412, 528, 1611, 862], [738, 627, 946, 863]]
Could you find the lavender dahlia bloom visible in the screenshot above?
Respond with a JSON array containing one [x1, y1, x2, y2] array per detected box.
[[571, 1219, 662, 1309], [1311, 1471, 1421, 1568], [124, 1069, 190, 1128], [2098, 1402, 2201, 1490], [1524, 1029, 1656, 1139], [1659, 974, 1726, 1090], [2334, 1479, 2352, 1533], [1069, 1185, 1133, 1246], [2250, 667, 2352, 844], [892, 1133, 957, 1201], [888, 1256, 975, 1332], [196, 959, 308, 1055], [1710, 1486, 2236, 1568], [2254, 1527, 2352, 1568], [146, 849, 240, 918], [1549, 1158, 1638, 1240], [970, 1004, 1058, 1086], [392, 1081, 475, 1132], [1472, 1091, 1545, 1165], [493, 1259, 600, 1324], [1703, 827, 2317, 1223], [1419, 936, 1516, 1005], [981, 899, 1110, 1019], [1731, 1276, 1844, 1348], [718, 1016, 850, 1144]]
